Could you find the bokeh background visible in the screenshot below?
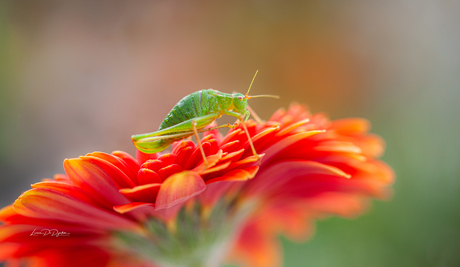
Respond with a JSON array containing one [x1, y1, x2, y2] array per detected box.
[[1, 1, 459, 266]]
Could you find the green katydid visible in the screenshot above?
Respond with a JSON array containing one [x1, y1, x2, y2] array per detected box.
[[132, 71, 279, 168]]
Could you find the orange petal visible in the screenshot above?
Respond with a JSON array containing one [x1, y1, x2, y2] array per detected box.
[[140, 159, 165, 173], [0, 205, 16, 222], [64, 158, 130, 207], [172, 140, 195, 165], [219, 140, 240, 153], [155, 171, 206, 210], [244, 160, 351, 198], [112, 151, 141, 181], [354, 134, 386, 158], [220, 128, 243, 144], [0, 243, 21, 259], [330, 118, 370, 135], [81, 156, 137, 188], [313, 140, 362, 154], [14, 188, 137, 230], [136, 149, 158, 165], [53, 174, 70, 182], [227, 154, 264, 170], [85, 152, 137, 186], [268, 107, 287, 122], [31, 181, 106, 209], [137, 168, 162, 185], [303, 192, 368, 217], [158, 164, 184, 181], [206, 166, 259, 184], [114, 202, 155, 214], [184, 142, 213, 169], [261, 130, 325, 164], [230, 220, 281, 267], [255, 202, 313, 242], [243, 124, 280, 147], [157, 154, 176, 166], [119, 183, 161, 203], [199, 161, 231, 176], [275, 118, 310, 136], [198, 181, 236, 210], [192, 150, 223, 172], [220, 149, 244, 162]]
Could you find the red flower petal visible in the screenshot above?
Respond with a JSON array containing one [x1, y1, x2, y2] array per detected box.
[[244, 160, 351, 198], [157, 164, 183, 181], [184, 142, 213, 169], [192, 150, 223, 172], [119, 183, 161, 203], [136, 149, 158, 165], [63, 159, 130, 207], [274, 118, 310, 136], [155, 171, 206, 210], [219, 140, 241, 153], [198, 181, 236, 210], [14, 188, 137, 230], [172, 140, 195, 165], [220, 128, 243, 144], [226, 154, 263, 170], [331, 118, 370, 135], [0, 205, 16, 222], [113, 202, 155, 214], [261, 130, 325, 164], [157, 154, 176, 166], [220, 149, 244, 162], [230, 220, 281, 267], [137, 168, 162, 185], [206, 166, 259, 184], [199, 161, 232, 177], [140, 159, 164, 173], [31, 181, 107, 209], [85, 152, 137, 186], [112, 151, 141, 182]]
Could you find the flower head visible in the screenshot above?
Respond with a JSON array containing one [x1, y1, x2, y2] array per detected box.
[[0, 103, 394, 267]]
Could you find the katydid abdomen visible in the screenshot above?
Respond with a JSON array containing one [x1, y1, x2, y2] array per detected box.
[[159, 89, 226, 130]]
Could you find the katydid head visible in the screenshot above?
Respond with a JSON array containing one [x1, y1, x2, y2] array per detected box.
[[232, 70, 280, 113], [232, 93, 248, 113], [232, 92, 280, 113]]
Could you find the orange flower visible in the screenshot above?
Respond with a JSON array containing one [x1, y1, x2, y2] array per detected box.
[[229, 104, 394, 267], [113, 130, 259, 215], [0, 103, 394, 267]]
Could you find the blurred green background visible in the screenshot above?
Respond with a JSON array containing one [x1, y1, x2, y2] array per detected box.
[[1, 1, 459, 266]]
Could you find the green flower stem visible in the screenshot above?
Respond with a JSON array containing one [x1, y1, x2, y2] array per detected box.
[[114, 200, 257, 267]]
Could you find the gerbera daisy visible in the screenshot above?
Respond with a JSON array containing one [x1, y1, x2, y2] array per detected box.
[[0, 103, 394, 267]]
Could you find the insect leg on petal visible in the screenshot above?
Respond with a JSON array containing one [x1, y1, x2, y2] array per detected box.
[[224, 110, 262, 164], [192, 120, 209, 169], [246, 104, 264, 124]]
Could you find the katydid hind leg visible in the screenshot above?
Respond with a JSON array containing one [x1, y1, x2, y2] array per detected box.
[[192, 120, 208, 170], [133, 131, 193, 154], [131, 113, 220, 142]]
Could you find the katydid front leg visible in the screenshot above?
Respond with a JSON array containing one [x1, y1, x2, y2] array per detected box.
[[224, 110, 262, 164], [192, 121, 238, 170], [246, 104, 264, 124]]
